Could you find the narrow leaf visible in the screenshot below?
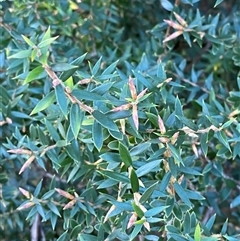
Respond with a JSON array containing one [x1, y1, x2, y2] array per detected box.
[[8, 49, 32, 59], [92, 120, 103, 151], [38, 36, 59, 48], [24, 66, 45, 84], [140, 182, 158, 203], [174, 182, 192, 206], [70, 103, 83, 139], [130, 168, 139, 193], [194, 223, 201, 241], [214, 0, 224, 7], [30, 91, 55, 115], [92, 110, 118, 132], [55, 84, 68, 117], [119, 142, 133, 167]]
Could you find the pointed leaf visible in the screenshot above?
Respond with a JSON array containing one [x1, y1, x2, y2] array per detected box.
[[30, 91, 55, 115], [119, 142, 132, 167], [55, 84, 68, 117], [8, 49, 32, 59], [92, 120, 103, 151], [38, 36, 59, 48], [92, 110, 118, 132], [174, 182, 192, 206], [70, 103, 83, 139], [130, 168, 139, 193], [24, 66, 45, 84]]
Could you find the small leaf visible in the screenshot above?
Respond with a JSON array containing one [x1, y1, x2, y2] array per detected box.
[[194, 223, 201, 241], [91, 56, 102, 76], [130, 224, 143, 241], [161, 0, 173, 11], [70, 103, 83, 139], [92, 120, 103, 151], [51, 63, 78, 72], [145, 206, 168, 217], [47, 202, 61, 217], [21, 35, 35, 47], [60, 53, 87, 81], [132, 202, 144, 218], [214, 0, 224, 7], [55, 84, 68, 118], [38, 36, 59, 48], [92, 110, 118, 132], [130, 168, 139, 193], [24, 66, 45, 84], [119, 142, 133, 167], [102, 60, 118, 75], [98, 170, 129, 183], [174, 182, 192, 207], [8, 49, 32, 59], [230, 195, 240, 208], [136, 159, 162, 177], [30, 91, 55, 115], [140, 182, 158, 204], [56, 230, 68, 241], [205, 214, 216, 231], [34, 179, 43, 197]]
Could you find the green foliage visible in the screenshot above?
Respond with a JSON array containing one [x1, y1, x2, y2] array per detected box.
[[1, 0, 240, 240]]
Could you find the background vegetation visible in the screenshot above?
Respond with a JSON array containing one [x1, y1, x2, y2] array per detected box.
[[0, 0, 240, 240]]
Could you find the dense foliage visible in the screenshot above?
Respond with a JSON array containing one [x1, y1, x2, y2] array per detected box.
[[1, 0, 240, 240]]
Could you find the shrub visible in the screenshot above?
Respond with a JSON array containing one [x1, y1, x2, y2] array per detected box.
[[0, 0, 240, 240]]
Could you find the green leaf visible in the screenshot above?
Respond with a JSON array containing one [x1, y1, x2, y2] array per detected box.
[[102, 60, 119, 75], [24, 66, 45, 84], [38, 36, 59, 48], [176, 115, 198, 131], [119, 142, 132, 167], [205, 214, 216, 231], [194, 223, 201, 241], [215, 131, 231, 151], [168, 143, 182, 164], [214, 0, 224, 7], [34, 179, 43, 197], [92, 56, 102, 76], [130, 168, 139, 193], [21, 35, 35, 47], [132, 202, 144, 218], [140, 182, 158, 204], [98, 170, 129, 183], [55, 84, 68, 118], [160, 0, 173, 11], [92, 120, 103, 151], [47, 202, 61, 217], [200, 133, 208, 156], [60, 53, 87, 81], [51, 63, 78, 72], [230, 195, 240, 208], [130, 224, 143, 241], [70, 103, 83, 139], [145, 206, 168, 217], [174, 182, 192, 207], [136, 159, 162, 177], [36, 204, 46, 221], [130, 142, 151, 156], [71, 89, 106, 101], [8, 49, 32, 59], [92, 110, 118, 132], [56, 230, 68, 241], [30, 91, 55, 115], [221, 219, 228, 234]]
